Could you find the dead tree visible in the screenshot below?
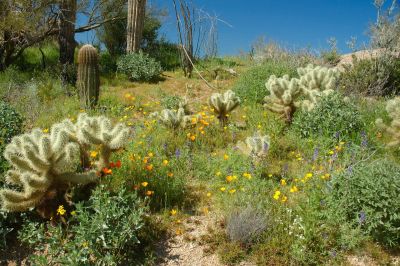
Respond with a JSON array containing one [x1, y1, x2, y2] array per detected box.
[[59, 0, 77, 88], [126, 0, 147, 53], [173, 0, 195, 78]]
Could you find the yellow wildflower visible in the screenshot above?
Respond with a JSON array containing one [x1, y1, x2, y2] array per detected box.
[[90, 151, 98, 158], [280, 179, 287, 186], [220, 187, 226, 192], [223, 154, 229, 160], [141, 182, 149, 187], [290, 186, 298, 193], [243, 173, 252, 179], [170, 209, 177, 216], [273, 190, 281, 200], [229, 189, 236, 194], [57, 205, 66, 216], [162, 159, 169, 166], [206, 192, 212, 197], [281, 195, 288, 203]]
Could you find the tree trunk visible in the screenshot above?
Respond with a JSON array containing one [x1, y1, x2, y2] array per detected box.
[[126, 0, 146, 53], [58, 0, 77, 88]]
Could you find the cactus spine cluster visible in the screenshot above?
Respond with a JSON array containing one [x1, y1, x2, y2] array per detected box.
[[376, 97, 400, 148], [264, 64, 339, 122], [0, 113, 129, 215], [77, 45, 100, 109], [208, 90, 240, 126]]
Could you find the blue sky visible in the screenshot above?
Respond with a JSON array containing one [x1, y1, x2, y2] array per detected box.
[[76, 0, 385, 55]]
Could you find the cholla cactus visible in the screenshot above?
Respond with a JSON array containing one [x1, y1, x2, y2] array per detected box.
[[208, 90, 240, 126], [178, 96, 191, 115], [298, 64, 339, 109], [157, 108, 191, 130], [75, 114, 130, 169], [376, 97, 400, 148], [0, 113, 129, 215], [264, 75, 303, 123], [237, 132, 270, 159]]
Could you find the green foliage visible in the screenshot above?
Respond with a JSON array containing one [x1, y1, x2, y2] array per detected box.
[[0, 101, 24, 175], [19, 186, 147, 265], [117, 52, 162, 82], [99, 51, 118, 75], [14, 43, 59, 72], [232, 60, 297, 103], [291, 93, 364, 140], [339, 57, 400, 96], [329, 159, 400, 247], [144, 39, 181, 71]]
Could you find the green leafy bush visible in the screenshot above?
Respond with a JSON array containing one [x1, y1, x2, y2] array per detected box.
[[0, 101, 24, 174], [117, 52, 162, 82], [329, 159, 400, 247], [144, 39, 181, 71], [291, 93, 364, 140], [19, 186, 147, 265], [339, 57, 400, 96], [232, 60, 297, 103]]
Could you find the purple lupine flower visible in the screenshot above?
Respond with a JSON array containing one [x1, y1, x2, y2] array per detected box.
[[335, 131, 340, 140], [163, 143, 167, 151], [361, 131, 368, 147], [175, 148, 181, 158], [329, 250, 337, 258], [347, 165, 353, 174], [359, 211, 366, 224], [312, 147, 319, 162]]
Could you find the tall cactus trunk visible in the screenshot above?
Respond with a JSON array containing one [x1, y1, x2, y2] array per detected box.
[[59, 0, 77, 89], [77, 45, 100, 109], [126, 0, 146, 53]]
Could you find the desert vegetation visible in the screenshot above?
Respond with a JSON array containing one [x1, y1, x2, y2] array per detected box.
[[0, 0, 400, 265]]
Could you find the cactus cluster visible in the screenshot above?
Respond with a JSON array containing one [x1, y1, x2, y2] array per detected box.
[[156, 108, 191, 130], [0, 114, 129, 215], [376, 97, 400, 148], [209, 90, 240, 126], [264, 75, 303, 123], [77, 45, 100, 109], [264, 64, 339, 122], [237, 132, 270, 159]]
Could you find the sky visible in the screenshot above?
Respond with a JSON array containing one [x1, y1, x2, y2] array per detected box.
[[76, 0, 386, 56]]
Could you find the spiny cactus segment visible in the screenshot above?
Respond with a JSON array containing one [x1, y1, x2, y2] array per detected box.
[[208, 90, 240, 126]]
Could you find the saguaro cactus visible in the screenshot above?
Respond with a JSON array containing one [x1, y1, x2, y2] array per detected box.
[[208, 90, 240, 126], [264, 75, 303, 123], [0, 113, 129, 217], [376, 97, 400, 148], [77, 45, 100, 109]]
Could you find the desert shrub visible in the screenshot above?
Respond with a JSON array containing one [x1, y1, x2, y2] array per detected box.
[[329, 159, 400, 247], [117, 52, 162, 82], [99, 51, 118, 75], [19, 186, 147, 265], [0, 101, 24, 175], [339, 57, 400, 96], [226, 206, 268, 246], [144, 39, 181, 71], [291, 93, 364, 141], [232, 60, 297, 103]]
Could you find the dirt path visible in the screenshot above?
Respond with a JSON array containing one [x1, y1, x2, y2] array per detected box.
[[155, 212, 255, 266]]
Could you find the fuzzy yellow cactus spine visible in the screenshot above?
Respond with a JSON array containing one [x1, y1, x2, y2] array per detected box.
[[77, 45, 100, 109], [376, 97, 400, 148], [208, 90, 240, 126], [263, 75, 303, 123], [0, 113, 129, 216]]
